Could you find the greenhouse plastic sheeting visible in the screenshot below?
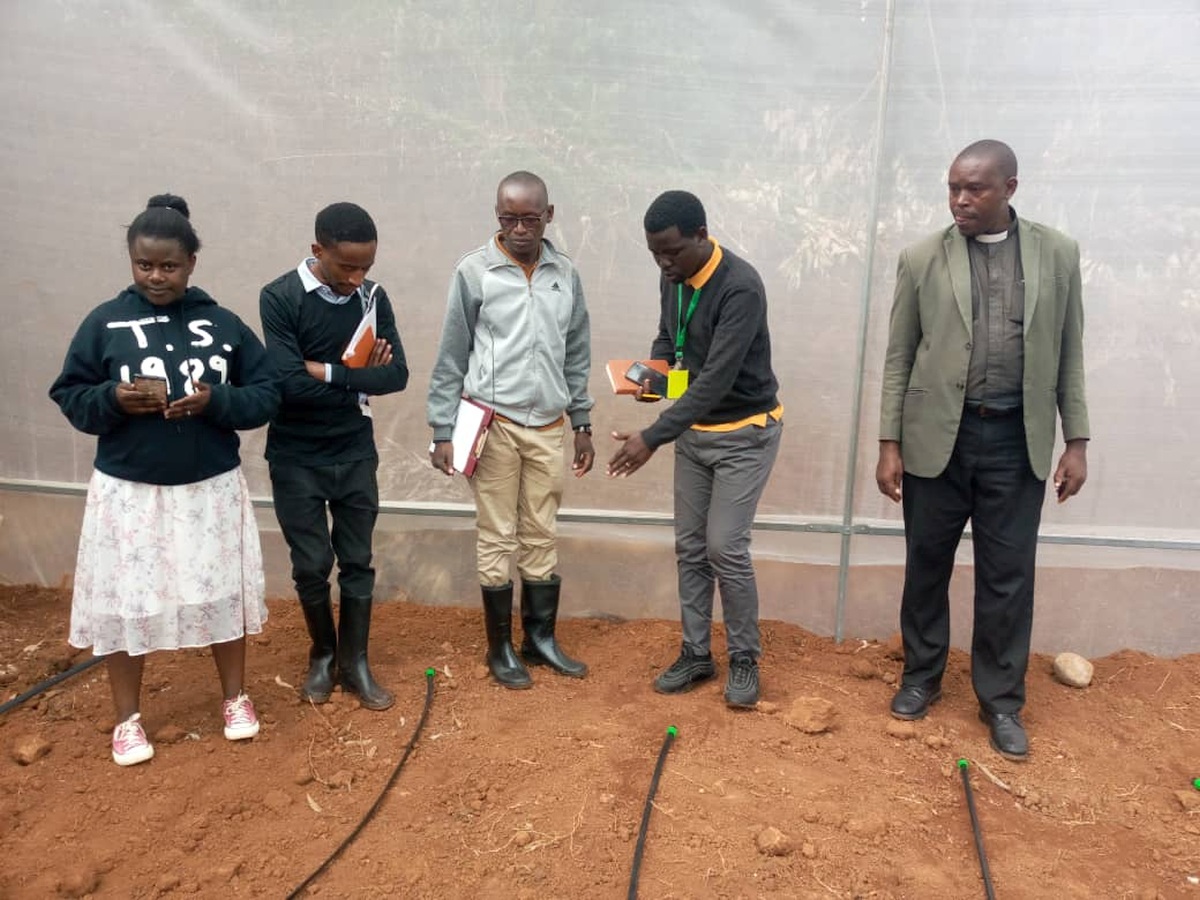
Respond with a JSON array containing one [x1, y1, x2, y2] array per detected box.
[[2, 1, 1197, 655]]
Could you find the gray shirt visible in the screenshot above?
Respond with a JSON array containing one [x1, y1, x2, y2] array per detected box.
[[966, 221, 1024, 407], [426, 236, 593, 441]]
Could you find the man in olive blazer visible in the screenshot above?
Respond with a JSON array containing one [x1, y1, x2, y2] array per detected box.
[[876, 139, 1090, 761]]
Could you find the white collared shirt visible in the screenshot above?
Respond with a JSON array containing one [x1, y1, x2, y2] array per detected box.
[[296, 258, 364, 306], [294, 259, 371, 410]]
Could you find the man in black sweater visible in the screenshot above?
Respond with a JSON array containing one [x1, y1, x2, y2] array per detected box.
[[260, 203, 409, 710], [608, 191, 782, 708]]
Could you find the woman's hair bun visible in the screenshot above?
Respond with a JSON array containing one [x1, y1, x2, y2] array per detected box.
[[146, 193, 190, 219]]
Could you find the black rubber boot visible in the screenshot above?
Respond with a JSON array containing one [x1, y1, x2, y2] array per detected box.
[[520, 576, 588, 679], [482, 583, 532, 689], [336, 596, 394, 711], [299, 597, 337, 703]]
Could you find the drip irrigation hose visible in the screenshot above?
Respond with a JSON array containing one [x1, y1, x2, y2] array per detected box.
[[958, 759, 997, 900], [627, 725, 678, 900], [0, 655, 103, 717], [286, 669, 437, 900]]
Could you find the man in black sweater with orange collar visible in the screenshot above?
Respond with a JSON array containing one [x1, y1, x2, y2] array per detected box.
[[608, 190, 782, 708], [260, 202, 408, 711]]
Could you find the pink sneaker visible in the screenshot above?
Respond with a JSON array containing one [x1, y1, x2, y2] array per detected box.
[[112, 713, 155, 767], [222, 692, 260, 741]]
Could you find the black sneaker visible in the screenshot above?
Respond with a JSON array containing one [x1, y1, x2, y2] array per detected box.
[[653, 645, 716, 694], [724, 653, 759, 708]]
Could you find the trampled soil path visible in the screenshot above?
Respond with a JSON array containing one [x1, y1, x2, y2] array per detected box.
[[2, 584, 1198, 899]]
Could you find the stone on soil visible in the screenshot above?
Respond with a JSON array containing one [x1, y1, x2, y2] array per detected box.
[[215, 860, 243, 881], [11, 734, 51, 765], [849, 658, 877, 679], [1052, 652, 1094, 687], [57, 864, 101, 898], [153, 724, 188, 744], [886, 720, 916, 740], [845, 816, 887, 838], [755, 826, 793, 856], [784, 697, 836, 734]]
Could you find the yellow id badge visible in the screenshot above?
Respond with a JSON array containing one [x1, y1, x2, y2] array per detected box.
[[667, 368, 689, 399]]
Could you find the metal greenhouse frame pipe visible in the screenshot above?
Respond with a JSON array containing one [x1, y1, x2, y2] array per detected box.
[[836, 0, 898, 643]]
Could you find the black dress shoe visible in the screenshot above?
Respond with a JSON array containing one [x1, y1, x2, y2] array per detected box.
[[889, 683, 942, 720], [979, 710, 1029, 761]]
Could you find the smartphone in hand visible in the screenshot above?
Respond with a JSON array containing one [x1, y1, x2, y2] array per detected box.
[[624, 362, 668, 398], [132, 374, 168, 403]]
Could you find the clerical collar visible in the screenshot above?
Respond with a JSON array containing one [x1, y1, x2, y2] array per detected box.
[[975, 209, 1018, 244]]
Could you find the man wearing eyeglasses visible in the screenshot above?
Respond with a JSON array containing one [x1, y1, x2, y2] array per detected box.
[[427, 171, 594, 690]]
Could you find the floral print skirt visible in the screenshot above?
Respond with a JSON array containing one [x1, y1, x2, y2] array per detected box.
[[69, 467, 268, 656]]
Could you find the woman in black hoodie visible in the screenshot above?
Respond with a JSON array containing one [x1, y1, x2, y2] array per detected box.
[[49, 195, 279, 766]]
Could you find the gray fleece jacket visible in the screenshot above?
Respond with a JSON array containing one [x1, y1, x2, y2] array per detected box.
[[427, 236, 593, 441]]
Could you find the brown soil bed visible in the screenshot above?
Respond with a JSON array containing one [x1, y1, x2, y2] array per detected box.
[[1, 584, 1198, 899]]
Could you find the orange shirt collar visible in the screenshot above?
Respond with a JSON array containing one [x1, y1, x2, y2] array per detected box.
[[495, 233, 540, 279], [685, 238, 722, 289]]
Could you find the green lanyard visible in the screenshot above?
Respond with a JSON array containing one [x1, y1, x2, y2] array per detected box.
[[675, 283, 702, 365]]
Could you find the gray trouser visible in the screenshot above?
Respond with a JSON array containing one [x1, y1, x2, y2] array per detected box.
[[673, 418, 782, 658]]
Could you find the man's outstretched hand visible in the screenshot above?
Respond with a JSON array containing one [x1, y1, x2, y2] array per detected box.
[[607, 430, 654, 478]]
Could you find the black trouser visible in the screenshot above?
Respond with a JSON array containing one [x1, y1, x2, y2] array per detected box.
[[269, 458, 379, 604], [899, 409, 1044, 714]]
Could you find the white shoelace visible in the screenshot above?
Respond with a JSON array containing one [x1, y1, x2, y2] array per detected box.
[[224, 694, 255, 726], [113, 714, 147, 747]]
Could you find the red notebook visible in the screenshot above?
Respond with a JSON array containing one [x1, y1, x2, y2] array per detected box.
[[451, 397, 495, 477]]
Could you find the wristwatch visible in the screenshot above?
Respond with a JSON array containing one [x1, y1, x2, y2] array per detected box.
[[573, 424, 592, 434]]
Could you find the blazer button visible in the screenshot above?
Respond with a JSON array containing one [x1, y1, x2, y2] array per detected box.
[[956, 382, 965, 390], [965, 342, 973, 350]]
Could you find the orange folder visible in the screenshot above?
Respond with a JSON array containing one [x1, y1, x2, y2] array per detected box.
[[605, 359, 670, 395], [341, 304, 378, 369]]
